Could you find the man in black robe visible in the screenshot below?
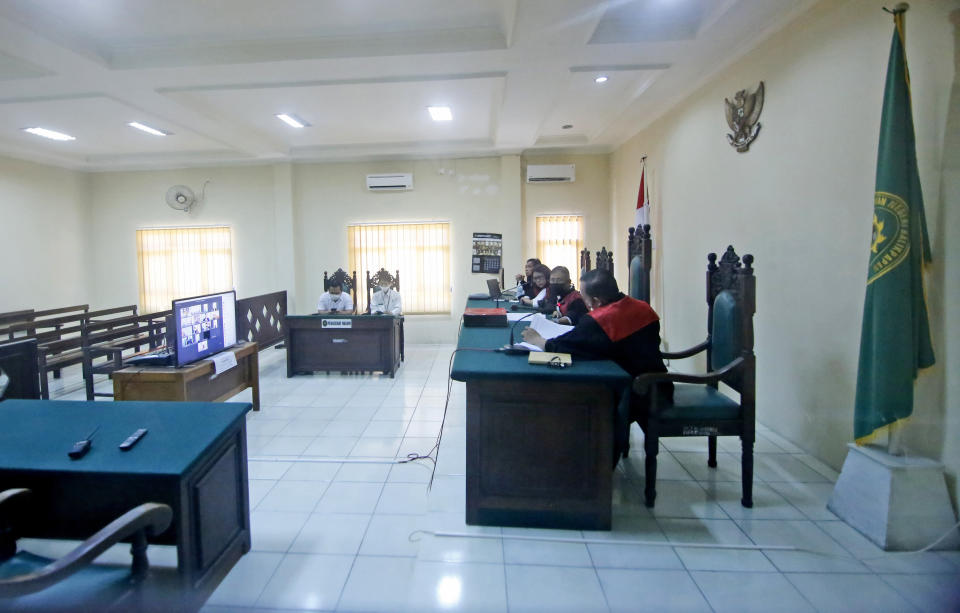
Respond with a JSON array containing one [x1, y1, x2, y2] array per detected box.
[[522, 268, 671, 459]]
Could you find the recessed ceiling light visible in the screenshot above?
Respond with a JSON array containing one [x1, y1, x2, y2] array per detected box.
[[128, 121, 171, 136], [22, 127, 76, 141], [275, 113, 310, 128], [427, 106, 453, 121], [595, 75, 609, 83]]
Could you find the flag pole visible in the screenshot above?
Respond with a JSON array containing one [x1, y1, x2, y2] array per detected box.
[[883, 0, 909, 458]]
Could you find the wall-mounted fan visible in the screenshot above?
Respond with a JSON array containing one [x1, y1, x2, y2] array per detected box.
[[164, 181, 209, 213]]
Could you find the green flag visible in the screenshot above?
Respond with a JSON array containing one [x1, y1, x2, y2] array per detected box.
[[854, 8, 935, 444]]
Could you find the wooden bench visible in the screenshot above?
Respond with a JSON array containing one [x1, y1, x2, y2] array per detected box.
[[81, 311, 170, 400], [0, 305, 88, 341], [25, 305, 139, 398], [0, 309, 34, 330]]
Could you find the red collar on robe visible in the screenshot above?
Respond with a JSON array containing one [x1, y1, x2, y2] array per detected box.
[[588, 295, 659, 342]]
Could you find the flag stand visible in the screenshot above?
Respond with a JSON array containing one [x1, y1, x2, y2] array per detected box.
[[827, 443, 959, 550], [827, 2, 958, 551]]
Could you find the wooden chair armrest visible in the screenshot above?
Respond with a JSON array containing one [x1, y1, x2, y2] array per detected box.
[[660, 339, 710, 360], [633, 357, 745, 395], [0, 503, 172, 597], [0, 488, 31, 512]]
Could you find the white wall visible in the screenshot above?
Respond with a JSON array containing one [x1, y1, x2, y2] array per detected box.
[[87, 165, 280, 310], [611, 0, 959, 501], [521, 154, 613, 277], [0, 155, 90, 312], [292, 156, 523, 343]]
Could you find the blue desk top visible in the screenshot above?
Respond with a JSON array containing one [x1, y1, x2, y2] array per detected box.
[[451, 300, 630, 384], [0, 400, 251, 476]]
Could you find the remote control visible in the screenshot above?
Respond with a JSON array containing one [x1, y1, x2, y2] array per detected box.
[[68, 426, 99, 460], [68, 439, 92, 459], [119, 428, 148, 451]]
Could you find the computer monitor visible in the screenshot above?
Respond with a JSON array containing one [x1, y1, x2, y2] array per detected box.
[[0, 338, 41, 400], [172, 290, 237, 367], [486, 279, 502, 300]]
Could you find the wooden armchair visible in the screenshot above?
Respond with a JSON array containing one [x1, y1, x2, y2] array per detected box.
[[580, 249, 592, 273], [323, 269, 358, 313], [365, 268, 404, 362], [633, 246, 756, 509], [627, 224, 652, 302], [0, 488, 176, 612]]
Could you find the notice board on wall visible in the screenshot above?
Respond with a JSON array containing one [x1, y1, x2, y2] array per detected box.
[[471, 232, 502, 273]]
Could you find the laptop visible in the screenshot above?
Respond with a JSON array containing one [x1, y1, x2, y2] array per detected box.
[[486, 279, 502, 299]]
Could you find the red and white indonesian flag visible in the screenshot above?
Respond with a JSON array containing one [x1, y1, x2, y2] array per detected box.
[[635, 162, 649, 228]]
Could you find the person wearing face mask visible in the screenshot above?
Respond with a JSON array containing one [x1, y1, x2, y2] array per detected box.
[[519, 264, 551, 307], [544, 266, 588, 325], [370, 281, 402, 315], [317, 281, 354, 314]]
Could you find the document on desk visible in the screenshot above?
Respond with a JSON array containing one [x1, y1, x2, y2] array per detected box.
[[210, 351, 238, 378], [512, 314, 573, 352]]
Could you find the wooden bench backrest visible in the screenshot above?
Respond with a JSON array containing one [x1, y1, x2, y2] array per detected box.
[[83, 311, 169, 348], [0, 309, 34, 328]]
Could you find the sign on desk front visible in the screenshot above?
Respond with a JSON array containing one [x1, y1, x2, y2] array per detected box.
[[321, 319, 352, 329]]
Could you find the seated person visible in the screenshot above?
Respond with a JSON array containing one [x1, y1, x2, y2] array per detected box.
[[370, 282, 402, 315], [317, 281, 354, 314], [514, 258, 542, 298], [521, 268, 672, 425], [519, 264, 551, 307], [547, 266, 588, 325]]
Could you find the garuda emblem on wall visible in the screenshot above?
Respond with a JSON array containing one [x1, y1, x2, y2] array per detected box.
[[724, 81, 764, 152]]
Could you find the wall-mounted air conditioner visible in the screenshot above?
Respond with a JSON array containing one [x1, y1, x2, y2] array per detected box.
[[525, 164, 575, 183], [366, 173, 414, 191]]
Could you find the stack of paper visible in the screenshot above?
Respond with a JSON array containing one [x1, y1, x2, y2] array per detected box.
[[513, 314, 572, 352]]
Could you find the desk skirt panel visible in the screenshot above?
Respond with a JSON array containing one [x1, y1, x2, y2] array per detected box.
[[465, 380, 615, 530]]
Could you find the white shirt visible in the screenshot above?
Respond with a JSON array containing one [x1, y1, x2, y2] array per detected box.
[[370, 287, 402, 315], [530, 287, 547, 307], [317, 291, 354, 313]]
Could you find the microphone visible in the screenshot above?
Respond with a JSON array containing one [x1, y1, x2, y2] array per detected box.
[[497, 312, 537, 353]]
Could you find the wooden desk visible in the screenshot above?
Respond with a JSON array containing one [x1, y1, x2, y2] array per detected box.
[[113, 342, 260, 411], [285, 314, 402, 378], [0, 400, 251, 611], [451, 300, 631, 530]]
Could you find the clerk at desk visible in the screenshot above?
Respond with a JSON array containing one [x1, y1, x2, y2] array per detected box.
[[318, 280, 354, 314], [370, 283, 402, 315]]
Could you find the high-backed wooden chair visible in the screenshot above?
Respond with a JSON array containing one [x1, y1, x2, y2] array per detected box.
[[632, 246, 756, 509], [0, 488, 178, 612], [323, 269, 358, 313], [365, 268, 400, 312], [595, 247, 614, 275], [627, 224, 652, 303], [365, 268, 404, 362], [580, 249, 592, 274]]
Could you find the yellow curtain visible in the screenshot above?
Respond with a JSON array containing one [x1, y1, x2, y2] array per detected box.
[[136, 227, 234, 313], [347, 222, 451, 314], [536, 215, 584, 284]]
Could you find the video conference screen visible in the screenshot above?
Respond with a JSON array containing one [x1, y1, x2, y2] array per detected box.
[[173, 290, 237, 367]]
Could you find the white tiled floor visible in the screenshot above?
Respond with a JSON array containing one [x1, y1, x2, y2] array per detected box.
[[42, 345, 959, 612]]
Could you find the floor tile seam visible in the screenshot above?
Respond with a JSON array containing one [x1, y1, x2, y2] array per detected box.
[[248, 549, 293, 610], [806, 519, 882, 568], [581, 530, 615, 613]]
